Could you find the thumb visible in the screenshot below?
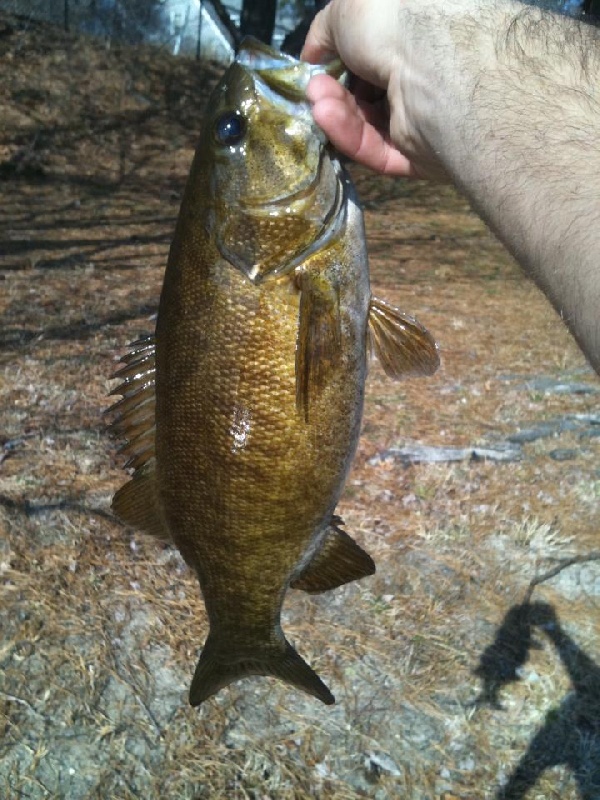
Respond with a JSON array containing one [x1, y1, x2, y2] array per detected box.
[[301, 3, 338, 64]]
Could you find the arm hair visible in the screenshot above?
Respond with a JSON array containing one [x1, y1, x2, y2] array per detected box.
[[430, 3, 600, 372]]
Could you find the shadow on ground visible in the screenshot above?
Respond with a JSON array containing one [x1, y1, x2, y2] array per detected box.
[[474, 599, 600, 799]]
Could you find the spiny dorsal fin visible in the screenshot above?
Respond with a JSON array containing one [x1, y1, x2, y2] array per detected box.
[[107, 335, 156, 473], [108, 336, 167, 539], [290, 517, 375, 594], [295, 270, 342, 422], [111, 460, 170, 541], [368, 295, 439, 379]]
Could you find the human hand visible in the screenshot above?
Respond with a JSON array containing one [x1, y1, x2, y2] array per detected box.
[[302, 0, 416, 177], [301, 0, 470, 181]]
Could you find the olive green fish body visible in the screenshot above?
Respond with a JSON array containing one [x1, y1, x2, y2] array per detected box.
[[110, 39, 439, 707], [155, 152, 369, 703]]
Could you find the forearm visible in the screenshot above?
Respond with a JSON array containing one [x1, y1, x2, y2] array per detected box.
[[401, 2, 600, 371]]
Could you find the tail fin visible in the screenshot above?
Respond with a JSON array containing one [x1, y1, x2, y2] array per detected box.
[[189, 636, 335, 707]]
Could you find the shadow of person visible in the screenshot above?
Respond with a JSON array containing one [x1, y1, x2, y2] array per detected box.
[[472, 602, 544, 710], [473, 602, 600, 800]]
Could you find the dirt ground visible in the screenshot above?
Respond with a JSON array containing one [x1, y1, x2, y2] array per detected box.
[[1, 13, 599, 800]]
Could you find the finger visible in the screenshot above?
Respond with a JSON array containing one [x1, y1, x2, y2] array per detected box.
[[301, 4, 337, 64], [310, 99, 416, 177], [316, 100, 415, 176], [307, 75, 388, 137], [305, 72, 347, 106]]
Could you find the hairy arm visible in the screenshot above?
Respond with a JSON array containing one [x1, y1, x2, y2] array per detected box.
[[303, 1, 600, 373]]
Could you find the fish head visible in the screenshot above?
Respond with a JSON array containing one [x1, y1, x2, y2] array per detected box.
[[196, 37, 347, 284]]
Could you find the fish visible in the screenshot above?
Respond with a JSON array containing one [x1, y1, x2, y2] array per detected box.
[[108, 38, 439, 707]]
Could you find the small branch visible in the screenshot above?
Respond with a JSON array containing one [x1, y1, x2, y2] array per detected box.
[[209, 0, 242, 47], [0, 691, 45, 718], [525, 550, 600, 602]]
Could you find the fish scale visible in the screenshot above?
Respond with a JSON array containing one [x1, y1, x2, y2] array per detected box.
[[109, 37, 439, 707]]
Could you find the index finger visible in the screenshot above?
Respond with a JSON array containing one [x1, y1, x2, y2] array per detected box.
[[307, 74, 416, 178], [300, 4, 337, 64]]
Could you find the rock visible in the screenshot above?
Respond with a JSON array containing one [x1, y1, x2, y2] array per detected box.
[[471, 444, 523, 462], [568, 413, 600, 424], [554, 418, 585, 432], [579, 428, 600, 440], [364, 751, 403, 780], [507, 425, 556, 444], [549, 449, 580, 461], [370, 442, 522, 465], [524, 377, 599, 395]]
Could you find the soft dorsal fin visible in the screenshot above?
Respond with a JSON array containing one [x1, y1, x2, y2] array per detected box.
[[368, 295, 439, 379], [108, 336, 168, 539], [111, 461, 170, 541], [295, 270, 342, 422], [290, 517, 375, 594]]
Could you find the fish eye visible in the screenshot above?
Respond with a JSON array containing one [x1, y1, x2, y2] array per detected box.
[[214, 111, 247, 146]]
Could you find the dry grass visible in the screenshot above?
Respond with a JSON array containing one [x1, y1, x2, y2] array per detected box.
[[1, 13, 599, 800]]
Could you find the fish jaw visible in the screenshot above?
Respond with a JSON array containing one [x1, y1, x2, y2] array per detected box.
[[217, 153, 348, 285]]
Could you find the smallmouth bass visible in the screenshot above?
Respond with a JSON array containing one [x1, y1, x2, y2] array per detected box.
[[109, 39, 439, 707]]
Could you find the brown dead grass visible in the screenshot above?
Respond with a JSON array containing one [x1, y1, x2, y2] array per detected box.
[[1, 13, 599, 800]]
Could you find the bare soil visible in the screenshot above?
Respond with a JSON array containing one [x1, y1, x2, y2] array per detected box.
[[1, 13, 599, 800]]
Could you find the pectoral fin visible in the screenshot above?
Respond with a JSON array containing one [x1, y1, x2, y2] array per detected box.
[[295, 271, 341, 421], [291, 517, 375, 594], [368, 296, 439, 379]]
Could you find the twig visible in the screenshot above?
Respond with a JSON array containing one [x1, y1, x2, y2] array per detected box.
[[525, 550, 600, 602], [0, 691, 45, 718], [111, 660, 164, 740]]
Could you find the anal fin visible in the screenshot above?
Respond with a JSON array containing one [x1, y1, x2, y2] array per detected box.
[[290, 518, 375, 594]]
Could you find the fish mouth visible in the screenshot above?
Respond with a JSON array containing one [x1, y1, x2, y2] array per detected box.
[[237, 37, 345, 100], [214, 39, 349, 284]]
